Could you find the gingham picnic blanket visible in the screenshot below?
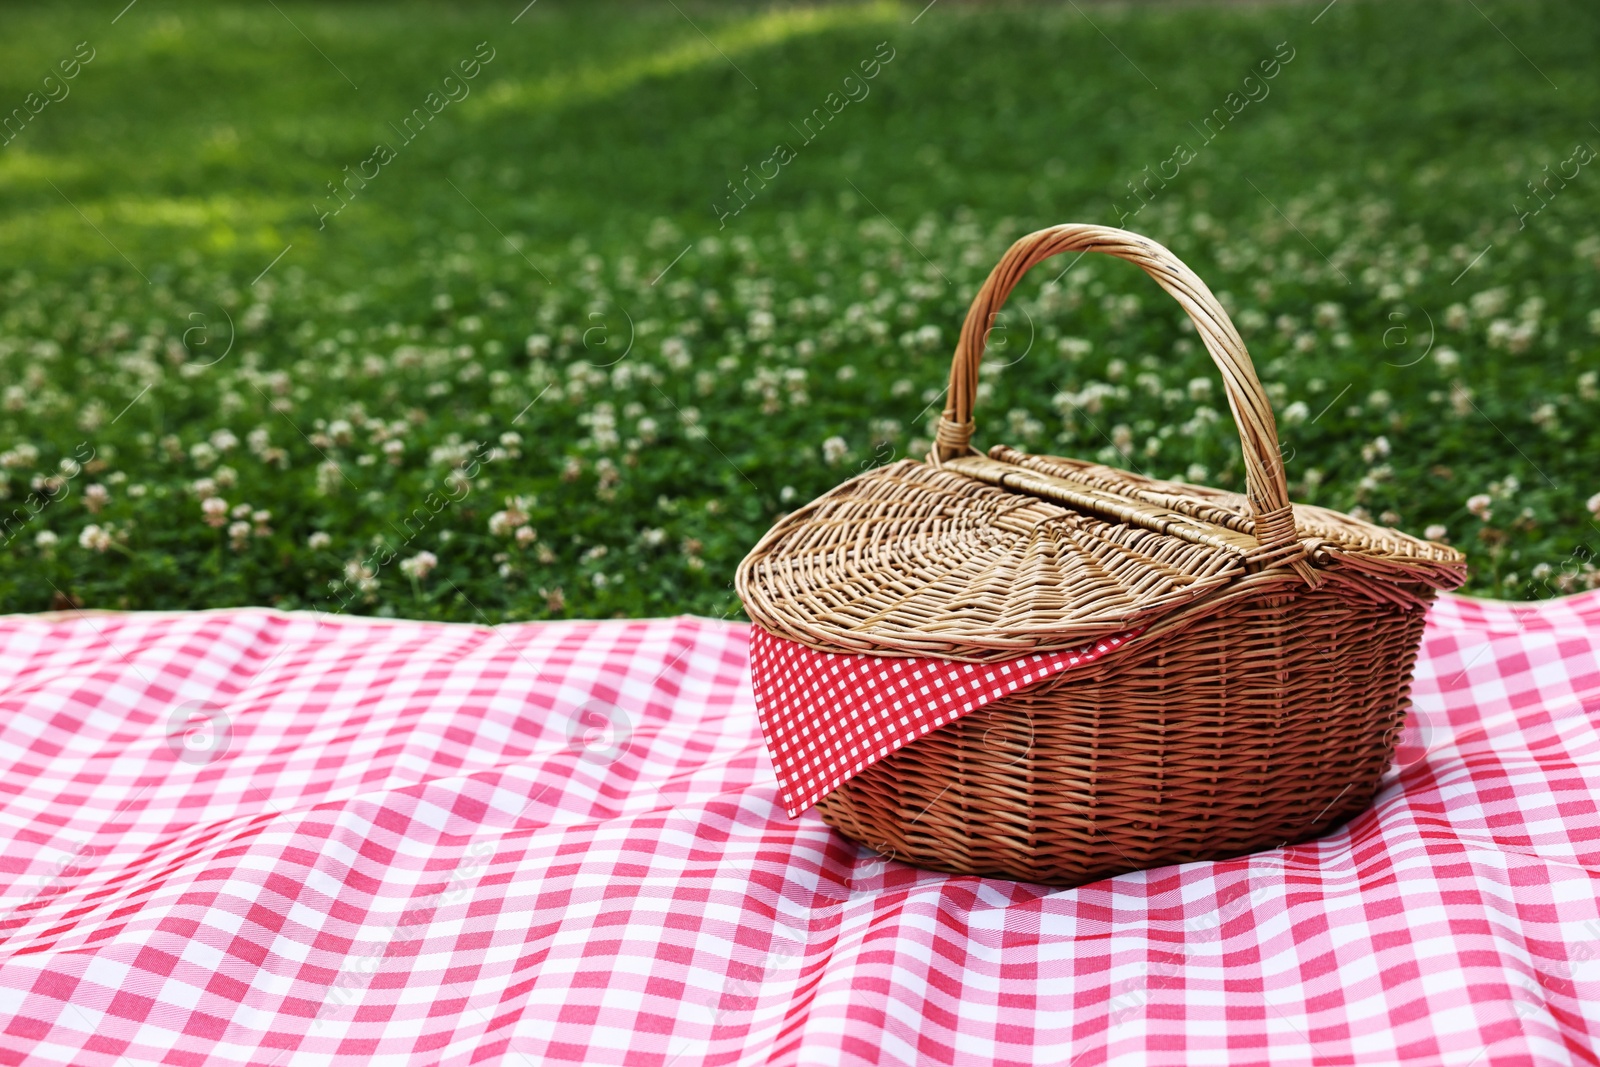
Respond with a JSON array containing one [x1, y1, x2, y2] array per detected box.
[[0, 592, 1597, 1066]]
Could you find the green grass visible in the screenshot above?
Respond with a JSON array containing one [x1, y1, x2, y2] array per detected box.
[[1, 0, 1598, 621]]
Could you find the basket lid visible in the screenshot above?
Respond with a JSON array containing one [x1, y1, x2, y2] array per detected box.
[[737, 225, 1466, 662]]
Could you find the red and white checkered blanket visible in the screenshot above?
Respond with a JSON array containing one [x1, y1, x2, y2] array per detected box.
[[0, 592, 1597, 1066]]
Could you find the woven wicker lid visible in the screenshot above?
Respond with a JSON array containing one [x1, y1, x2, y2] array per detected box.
[[737, 225, 1466, 661]]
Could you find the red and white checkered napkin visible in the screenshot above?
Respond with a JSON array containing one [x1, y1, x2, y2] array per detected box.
[[1, 594, 1599, 1066], [749, 627, 1140, 816]]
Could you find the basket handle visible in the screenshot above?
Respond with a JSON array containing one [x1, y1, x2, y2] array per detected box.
[[933, 224, 1306, 572]]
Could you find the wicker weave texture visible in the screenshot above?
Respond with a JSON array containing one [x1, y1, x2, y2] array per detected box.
[[737, 223, 1467, 886], [814, 578, 1428, 884]]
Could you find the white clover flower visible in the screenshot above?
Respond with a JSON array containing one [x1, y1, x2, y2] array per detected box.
[[1491, 475, 1520, 499], [247, 427, 272, 456], [1466, 494, 1493, 521], [661, 337, 692, 371], [1507, 321, 1537, 354], [228, 521, 251, 551], [1179, 407, 1219, 437], [637, 417, 659, 444], [779, 486, 796, 504], [639, 527, 666, 548], [400, 551, 438, 580], [1433, 346, 1460, 372], [1587, 492, 1600, 518], [1185, 464, 1209, 484], [201, 497, 229, 528], [383, 439, 404, 463], [1484, 319, 1513, 350], [316, 461, 343, 496], [210, 429, 239, 452], [822, 436, 849, 466], [515, 525, 538, 547], [79, 524, 112, 552], [215, 465, 237, 489], [83, 484, 109, 514], [327, 420, 354, 445], [1058, 337, 1093, 360], [747, 310, 776, 341], [307, 531, 332, 551], [1186, 378, 1211, 401], [582, 403, 621, 451], [1, 443, 40, 470], [189, 441, 218, 469], [1470, 287, 1509, 319], [595, 458, 621, 499], [35, 530, 58, 555], [428, 440, 474, 467], [868, 418, 902, 445], [1006, 408, 1044, 443]]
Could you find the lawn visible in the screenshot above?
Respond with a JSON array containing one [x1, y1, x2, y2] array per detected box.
[[0, 0, 1597, 622]]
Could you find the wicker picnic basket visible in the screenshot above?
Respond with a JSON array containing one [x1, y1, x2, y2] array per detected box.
[[737, 224, 1467, 886]]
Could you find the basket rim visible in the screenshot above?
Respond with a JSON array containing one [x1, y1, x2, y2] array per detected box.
[[737, 449, 1466, 661]]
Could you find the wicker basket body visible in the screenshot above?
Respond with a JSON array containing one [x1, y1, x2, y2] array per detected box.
[[737, 225, 1466, 886]]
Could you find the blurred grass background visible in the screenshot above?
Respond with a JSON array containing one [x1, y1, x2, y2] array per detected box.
[[2, 0, 1592, 274]]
